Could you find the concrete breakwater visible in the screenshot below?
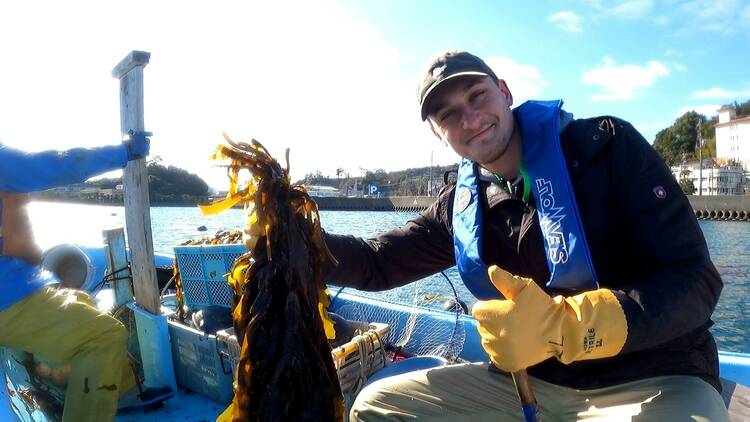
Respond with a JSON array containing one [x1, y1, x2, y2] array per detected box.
[[315, 195, 750, 221], [314, 196, 436, 212], [689, 196, 750, 221]]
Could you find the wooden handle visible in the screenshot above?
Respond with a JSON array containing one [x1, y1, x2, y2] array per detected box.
[[511, 370, 540, 422]]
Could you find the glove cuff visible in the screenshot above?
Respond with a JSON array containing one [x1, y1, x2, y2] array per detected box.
[[560, 289, 628, 364]]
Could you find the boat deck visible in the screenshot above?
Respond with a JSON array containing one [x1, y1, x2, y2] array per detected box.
[[116, 389, 223, 422]]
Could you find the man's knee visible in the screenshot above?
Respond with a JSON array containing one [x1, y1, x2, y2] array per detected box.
[[349, 381, 391, 422], [349, 375, 412, 421]]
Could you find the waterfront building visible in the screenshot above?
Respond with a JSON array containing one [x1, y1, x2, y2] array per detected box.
[[305, 185, 342, 198], [715, 105, 750, 174], [671, 160, 748, 195]]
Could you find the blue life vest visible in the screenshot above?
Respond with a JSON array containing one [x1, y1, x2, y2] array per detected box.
[[452, 100, 598, 300]]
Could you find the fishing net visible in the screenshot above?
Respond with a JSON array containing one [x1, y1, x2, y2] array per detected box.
[[330, 270, 468, 363]]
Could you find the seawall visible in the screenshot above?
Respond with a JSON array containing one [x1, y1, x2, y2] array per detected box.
[[688, 196, 750, 221], [314, 195, 750, 221], [314, 196, 436, 212]]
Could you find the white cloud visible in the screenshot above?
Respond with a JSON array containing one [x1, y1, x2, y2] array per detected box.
[[609, 0, 654, 19], [675, 105, 721, 117], [673, 63, 688, 72], [584, 0, 747, 32], [582, 0, 654, 19], [691, 87, 750, 99], [483, 57, 547, 104], [680, 0, 750, 33], [0, 0, 457, 188], [684, 0, 738, 21], [548, 11, 582, 32], [581, 57, 669, 101], [582, 0, 603, 10]]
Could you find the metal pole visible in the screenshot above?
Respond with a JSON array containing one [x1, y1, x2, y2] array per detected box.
[[697, 118, 703, 196], [428, 150, 433, 196]]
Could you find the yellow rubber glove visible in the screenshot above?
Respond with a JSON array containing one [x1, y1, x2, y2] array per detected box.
[[471, 266, 628, 372]]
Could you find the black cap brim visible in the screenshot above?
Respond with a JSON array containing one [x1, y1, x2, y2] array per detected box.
[[419, 71, 492, 120]]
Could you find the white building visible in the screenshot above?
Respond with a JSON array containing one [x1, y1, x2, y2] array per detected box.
[[715, 105, 750, 173], [305, 185, 342, 198], [671, 160, 748, 195]]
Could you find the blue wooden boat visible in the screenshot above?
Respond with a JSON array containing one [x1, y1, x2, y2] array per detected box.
[[2, 243, 748, 421]]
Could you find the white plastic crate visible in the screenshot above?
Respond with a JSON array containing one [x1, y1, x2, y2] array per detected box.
[[173, 244, 246, 308], [167, 319, 234, 403]]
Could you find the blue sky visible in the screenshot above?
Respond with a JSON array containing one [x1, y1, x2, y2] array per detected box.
[[0, 0, 748, 188], [340, 0, 750, 133]]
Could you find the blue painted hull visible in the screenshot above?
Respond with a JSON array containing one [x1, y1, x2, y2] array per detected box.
[[327, 291, 750, 387]]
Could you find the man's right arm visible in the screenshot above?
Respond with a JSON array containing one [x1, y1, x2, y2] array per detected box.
[[323, 189, 457, 291], [0, 193, 41, 264]]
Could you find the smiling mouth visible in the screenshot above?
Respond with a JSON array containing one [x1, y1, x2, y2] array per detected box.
[[466, 124, 495, 145]]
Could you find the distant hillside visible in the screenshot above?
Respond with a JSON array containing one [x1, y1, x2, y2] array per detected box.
[[296, 164, 458, 196], [83, 162, 209, 204]]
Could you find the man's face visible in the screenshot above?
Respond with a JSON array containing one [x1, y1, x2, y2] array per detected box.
[[426, 76, 516, 167]]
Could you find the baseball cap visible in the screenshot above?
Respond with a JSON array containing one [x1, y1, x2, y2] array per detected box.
[[418, 51, 498, 120]]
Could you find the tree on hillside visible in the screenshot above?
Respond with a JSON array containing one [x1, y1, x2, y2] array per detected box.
[[678, 169, 696, 195], [147, 163, 209, 202], [734, 100, 750, 117], [87, 177, 120, 189], [653, 111, 704, 166], [82, 163, 209, 203], [363, 169, 388, 188]]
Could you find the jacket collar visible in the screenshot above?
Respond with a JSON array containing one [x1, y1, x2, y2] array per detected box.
[[473, 113, 614, 207]]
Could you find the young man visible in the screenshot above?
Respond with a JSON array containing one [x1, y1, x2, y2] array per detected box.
[[0, 133, 169, 422], [322, 51, 729, 420]]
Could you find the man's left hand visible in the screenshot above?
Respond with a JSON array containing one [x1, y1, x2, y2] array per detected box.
[[471, 265, 628, 372], [123, 130, 152, 161]]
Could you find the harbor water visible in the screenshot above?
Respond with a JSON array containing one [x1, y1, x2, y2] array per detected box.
[[29, 201, 750, 354]]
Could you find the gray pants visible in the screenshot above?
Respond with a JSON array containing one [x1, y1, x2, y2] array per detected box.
[[351, 362, 729, 421]]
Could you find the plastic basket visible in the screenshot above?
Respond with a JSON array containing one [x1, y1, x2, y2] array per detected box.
[[173, 244, 246, 308], [167, 319, 234, 403], [216, 322, 390, 396]]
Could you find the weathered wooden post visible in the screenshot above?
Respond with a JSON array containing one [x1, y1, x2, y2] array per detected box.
[[112, 50, 161, 314], [102, 228, 133, 307], [112, 50, 176, 392]]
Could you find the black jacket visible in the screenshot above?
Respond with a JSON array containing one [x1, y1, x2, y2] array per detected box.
[[324, 116, 723, 391]]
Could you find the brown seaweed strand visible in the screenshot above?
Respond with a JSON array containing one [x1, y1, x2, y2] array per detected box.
[[216, 136, 343, 421]]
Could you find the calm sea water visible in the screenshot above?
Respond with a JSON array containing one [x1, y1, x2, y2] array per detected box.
[[28, 201, 750, 354]]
